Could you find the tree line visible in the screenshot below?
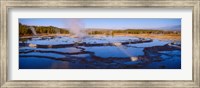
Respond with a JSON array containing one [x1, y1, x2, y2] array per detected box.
[[88, 29, 180, 35], [19, 23, 180, 36], [19, 23, 69, 36]]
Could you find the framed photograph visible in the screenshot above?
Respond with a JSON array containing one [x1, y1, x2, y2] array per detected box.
[[1, 0, 200, 87]]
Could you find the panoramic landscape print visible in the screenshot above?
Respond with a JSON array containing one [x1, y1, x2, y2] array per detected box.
[[19, 18, 181, 69]]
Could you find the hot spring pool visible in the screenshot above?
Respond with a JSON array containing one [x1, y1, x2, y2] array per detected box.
[[19, 36, 181, 69]]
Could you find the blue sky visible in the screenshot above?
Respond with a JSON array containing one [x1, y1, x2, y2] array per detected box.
[[19, 18, 181, 30]]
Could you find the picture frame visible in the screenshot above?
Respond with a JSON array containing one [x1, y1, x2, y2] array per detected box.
[[0, 0, 199, 87]]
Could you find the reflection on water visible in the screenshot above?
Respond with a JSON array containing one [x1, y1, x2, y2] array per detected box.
[[144, 50, 181, 69], [83, 46, 144, 58], [20, 47, 82, 53], [19, 57, 64, 69], [19, 36, 181, 69], [126, 39, 171, 47], [20, 57, 86, 69]]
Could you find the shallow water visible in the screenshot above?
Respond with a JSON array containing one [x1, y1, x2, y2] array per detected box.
[[19, 57, 87, 69], [19, 36, 181, 69], [144, 50, 181, 69], [83, 46, 144, 58], [126, 39, 171, 48], [20, 47, 82, 53], [26, 36, 77, 45], [23, 36, 141, 45], [20, 52, 66, 58]]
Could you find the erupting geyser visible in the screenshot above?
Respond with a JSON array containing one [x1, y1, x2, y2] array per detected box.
[[68, 18, 87, 38], [29, 26, 37, 36]]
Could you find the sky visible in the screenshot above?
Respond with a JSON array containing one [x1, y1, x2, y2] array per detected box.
[[19, 18, 181, 30]]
